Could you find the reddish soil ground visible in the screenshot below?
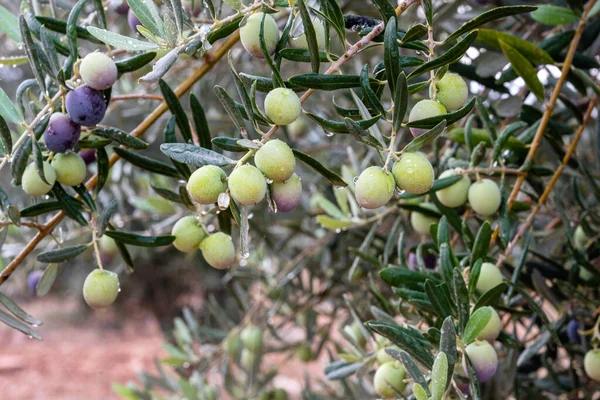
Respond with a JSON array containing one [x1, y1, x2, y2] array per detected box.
[[0, 297, 165, 400]]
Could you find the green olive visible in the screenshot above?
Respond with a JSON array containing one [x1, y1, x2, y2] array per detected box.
[[354, 166, 395, 209], [171, 216, 206, 253], [240, 13, 280, 57], [410, 203, 439, 236], [254, 139, 296, 181], [373, 361, 406, 398], [186, 165, 227, 204], [51, 153, 87, 187], [392, 152, 434, 195], [264, 88, 302, 126], [82, 268, 120, 309], [200, 232, 235, 269], [437, 169, 471, 208], [435, 72, 469, 111], [468, 179, 501, 216], [228, 165, 267, 205], [584, 349, 600, 382], [22, 162, 56, 196], [475, 262, 504, 294]]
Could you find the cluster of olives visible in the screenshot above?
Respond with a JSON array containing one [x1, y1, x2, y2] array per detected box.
[[173, 138, 303, 267], [408, 73, 469, 137], [355, 152, 434, 210], [410, 172, 502, 236], [22, 52, 116, 197]]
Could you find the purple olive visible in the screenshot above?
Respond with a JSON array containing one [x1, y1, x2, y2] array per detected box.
[[408, 252, 437, 269], [44, 112, 81, 153], [65, 86, 107, 126], [567, 320, 581, 344], [270, 173, 302, 212], [111, 0, 129, 14], [27, 270, 44, 294], [127, 9, 143, 34], [78, 149, 96, 165]]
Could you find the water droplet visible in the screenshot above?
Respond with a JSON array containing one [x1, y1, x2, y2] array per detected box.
[[117, 288, 122, 292], [334, 185, 345, 190], [266, 178, 274, 184], [396, 188, 406, 196], [325, 131, 334, 137], [240, 259, 248, 267], [353, 176, 359, 184], [335, 228, 341, 233], [27, 335, 34, 339], [241, 251, 250, 259]]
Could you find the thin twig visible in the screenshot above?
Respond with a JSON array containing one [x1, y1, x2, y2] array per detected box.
[[496, 96, 597, 267]]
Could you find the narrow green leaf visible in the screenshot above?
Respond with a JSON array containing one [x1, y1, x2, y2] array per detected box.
[[371, 0, 396, 22], [401, 120, 446, 153], [476, 29, 553, 64], [37, 244, 90, 263], [384, 17, 400, 95], [439, 317, 456, 389], [86, 27, 158, 51], [470, 221, 491, 267], [462, 306, 492, 344], [92, 127, 148, 149], [0, 115, 12, 154], [344, 118, 384, 149], [532, 5, 578, 25], [402, 24, 428, 43], [431, 352, 448, 400], [408, 31, 478, 80], [365, 321, 434, 368], [0, 292, 42, 326], [52, 184, 88, 226], [0, 4, 20, 42], [189, 94, 212, 149], [36, 263, 58, 297], [499, 40, 544, 101], [288, 74, 383, 90], [392, 74, 408, 134], [113, 147, 180, 178], [19, 15, 46, 93], [359, 65, 385, 117], [292, 149, 347, 187], [398, 351, 431, 396], [126, 0, 164, 37], [97, 198, 118, 237], [306, 112, 380, 134], [279, 48, 338, 63], [104, 230, 175, 247], [160, 143, 234, 167], [214, 85, 247, 131], [211, 137, 246, 152], [445, 6, 538, 43], [406, 98, 475, 129], [159, 79, 192, 143], [453, 268, 470, 334], [115, 52, 157, 73], [96, 148, 109, 195], [0, 309, 41, 340], [298, 0, 319, 73]]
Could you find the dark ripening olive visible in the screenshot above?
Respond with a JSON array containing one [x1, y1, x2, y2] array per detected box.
[[65, 86, 107, 126], [44, 112, 81, 153]]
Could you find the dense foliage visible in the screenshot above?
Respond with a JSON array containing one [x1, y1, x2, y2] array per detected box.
[[0, 0, 599, 398]]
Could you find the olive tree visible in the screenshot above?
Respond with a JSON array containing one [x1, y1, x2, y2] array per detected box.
[[0, 0, 599, 398]]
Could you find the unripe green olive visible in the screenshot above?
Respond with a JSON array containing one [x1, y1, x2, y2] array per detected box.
[[271, 173, 302, 212], [200, 232, 235, 269], [408, 100, 447, 137], [223, 332, 242, 359], [171, 216, 206, 253], [295, 342, 313, 362], [464, 341, 498, 382], [82, 268, 120, 309], [373, 361, 406, 399], [376, 346, 400, 365], [468, 179, 501, 216], [186, 165, 227, 204], [240, 13, 280, 58], [435, 72, 469, 111], [290, 18, 326, 50], [476, 306, 502, 341], [99, 235, 118, 255], [240, 348, 258, 370], [22, 162, 56, 196], [264, 88, 302, 126], [255, 139, 296, 181], [354, 166, 395, 209], [574, 225, 589, 250], [241, 324, 263, 353], [228, 165, 267, 205], [437, 169, 471, 208], [80, 52, 118, 90], [476, 262, 504, 294], [410, 203, 439, 236], [51, 153, 87, 186], [392, 152, 434, 195], [584, 349, 600, 382], [349, 321, 367, 348]]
